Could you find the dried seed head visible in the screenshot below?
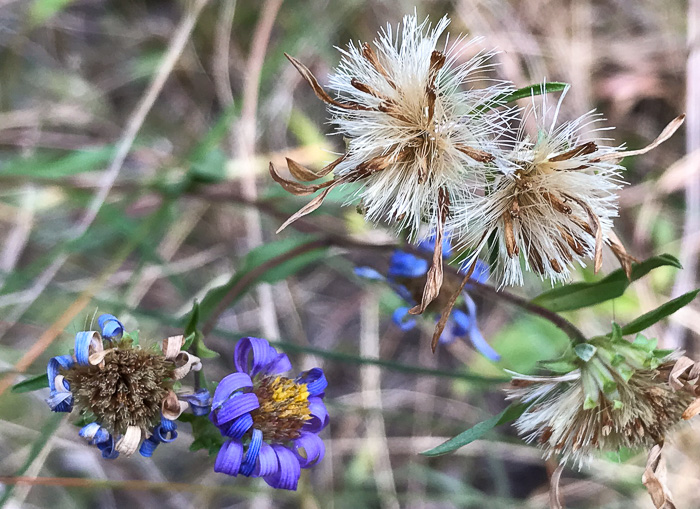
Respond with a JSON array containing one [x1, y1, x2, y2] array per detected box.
[[63, 340, 175, 436], [276, 14, 512, 240], [250, 375, 311, 443], [452, 90, 627, 286], [506, 336, 696, 468]]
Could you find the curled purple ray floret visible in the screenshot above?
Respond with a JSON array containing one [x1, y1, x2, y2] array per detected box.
[[210, 336, 329, 490], [98, 314, 124, 341]]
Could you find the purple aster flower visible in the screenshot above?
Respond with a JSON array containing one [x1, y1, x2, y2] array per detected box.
[[209, 337, 329, 490], [355, 236, 500, 360], [45, 314, 210, 459]]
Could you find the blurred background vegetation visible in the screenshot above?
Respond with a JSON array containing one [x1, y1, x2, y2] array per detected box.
[[0, 0, 696, 507]]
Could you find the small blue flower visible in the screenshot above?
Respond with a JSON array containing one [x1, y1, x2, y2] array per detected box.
[[357, 236, 500, 360], [209, 337, 328, 490], [387, 251, 429, 278]]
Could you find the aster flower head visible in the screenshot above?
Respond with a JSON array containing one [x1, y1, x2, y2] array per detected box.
[[209, 337, 328, 491], [449, 88, 633, 287], [505, 332, 700, 468], [45, 314, 206, 459], [355, 236, 499, 360], [272, 13, 513, 313]]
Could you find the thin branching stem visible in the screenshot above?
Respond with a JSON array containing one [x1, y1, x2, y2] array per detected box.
[[190, 184, 589, 345]]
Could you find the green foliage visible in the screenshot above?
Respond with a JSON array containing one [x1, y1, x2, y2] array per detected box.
[[11, 373, 49, 393], [619, 289, 699, 335], [473, 82, 568, 113], [532, 254, 682, 312], [178, 414, 226, 456], [421, 404, 528, 457], [0, 146, 116, 180], [198, 236, 330, 324], [29, 0, 75, 26]]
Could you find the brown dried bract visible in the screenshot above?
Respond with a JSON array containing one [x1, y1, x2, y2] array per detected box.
[[430, 255, 480, 352], [284, 53, 370, 111], [502, 210, 519, 258], [564, 194, 603, 273], [269, 162, 336, 196], [361, 42, 396, 89], [409, 187, 450, 317], [287, 155, 345, 182], [455, 144, 495, 163], [547, 142, 597, 162]]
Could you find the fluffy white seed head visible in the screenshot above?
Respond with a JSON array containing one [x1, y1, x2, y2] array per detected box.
[[326, 13, 513, 239], [451, 89, 626, 286]]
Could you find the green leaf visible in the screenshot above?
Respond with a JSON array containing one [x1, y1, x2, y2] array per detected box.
[[610, 323, 623, 342], [632, 334, 657, 351], [184, 300, 201, 338], [178, 414, 225, 456], [29, 0, 75, 26], [620, 290, 699, 336], [0, 146, 116, 180], [196, 342, 219, 359], [182, 332, 196, 351], [421, 404, 527, 457], [574, 343, 597, 362], [190, 149, 228, 183], [485, 82, 568, 111], [532, 254, 682, 312], [198, 236, 329, 323], [11, 373, 49, 393]]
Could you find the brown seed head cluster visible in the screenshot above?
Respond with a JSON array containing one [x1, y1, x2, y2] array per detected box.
[[63, 340, 175, 435]]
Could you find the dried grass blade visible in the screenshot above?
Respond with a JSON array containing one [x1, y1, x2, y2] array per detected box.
[[549, 463, 565, 509]]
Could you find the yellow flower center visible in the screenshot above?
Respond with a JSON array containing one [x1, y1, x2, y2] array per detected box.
[[251, 375, 311, 443]]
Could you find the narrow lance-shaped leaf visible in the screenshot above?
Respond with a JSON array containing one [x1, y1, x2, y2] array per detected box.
[[532, 254, 682, 312], [11, 373, 49, 393], [472, 82, 568, 113], [620, 289, 699, 336], [421, 404, 527, 457]]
